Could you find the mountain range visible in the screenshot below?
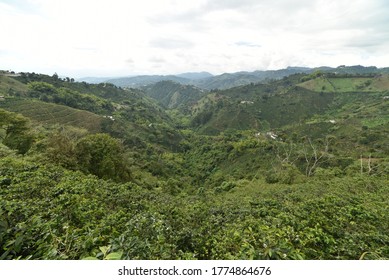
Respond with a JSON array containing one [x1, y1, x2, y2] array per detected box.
[[78, 65, 389, 90]]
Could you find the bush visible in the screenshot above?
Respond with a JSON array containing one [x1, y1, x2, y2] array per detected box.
[[265, 164, 304, 184]]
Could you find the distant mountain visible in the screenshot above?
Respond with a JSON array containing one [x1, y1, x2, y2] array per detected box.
[[191, 68, 314, 90], [77, 77, 118, 84], [332, 65, 389, 75], [79, 66, 389, 90], [106, 75, 190, 88], [191, 73, 259, 90], [176, 72, 213, 80]]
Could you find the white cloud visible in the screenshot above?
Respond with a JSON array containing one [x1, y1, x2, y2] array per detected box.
[[1, 0, 388, 77]]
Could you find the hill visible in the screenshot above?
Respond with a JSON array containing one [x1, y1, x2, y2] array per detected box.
[[0, 74, 28, 96], [2, 72, 183, 152], [189, 73, 389, 149], [298, 73, 389, 92], [142, 80, 206, 110], [0, 98, 104, 132]]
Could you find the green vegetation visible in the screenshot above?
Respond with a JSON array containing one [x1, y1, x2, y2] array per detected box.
[[142, 80, 206, 111], [0, 98, 104, 133], [1, 70, 388, 260], [299, 74, 389, 93]]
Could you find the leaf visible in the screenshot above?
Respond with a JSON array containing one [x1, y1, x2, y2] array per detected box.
[[105, 252, 122, 260], [99, 246, 110, 256], [359, 252, 368, 260], [14, 235, 24, 252]]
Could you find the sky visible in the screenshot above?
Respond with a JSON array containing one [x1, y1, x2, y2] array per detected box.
[[1, 0, 389, 78]]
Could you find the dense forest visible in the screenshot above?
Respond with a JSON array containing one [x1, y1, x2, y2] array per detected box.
[[0, 68, 388, 260]]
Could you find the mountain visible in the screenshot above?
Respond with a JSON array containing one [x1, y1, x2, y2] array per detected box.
[[189, 72, 389, 137], [106, 75, 190, 88], [76, 66, 389, 90], [192, 72, 260, 90], [102, 69, 310, 89], [77, 76, 119, 84], [142, 80, 206, 111], [176, 71, 213, 80], [191, 66, 389, 90]]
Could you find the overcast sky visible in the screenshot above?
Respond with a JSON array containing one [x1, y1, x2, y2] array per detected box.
[[1, 0, 389, 78]]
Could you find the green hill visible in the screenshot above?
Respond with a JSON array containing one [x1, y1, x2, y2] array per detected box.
[[142, 80, 206, 110], [298, 74, 389, 93], [0, 74, 28, 96], [190, 75, 330, 133], [9, 72, 183, 150], [189, 73, 389, 135], [0, 98, 104, 132]]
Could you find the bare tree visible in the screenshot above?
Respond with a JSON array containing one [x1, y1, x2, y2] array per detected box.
[[274, 141, 298, 165], [301, 136, 333, 177]]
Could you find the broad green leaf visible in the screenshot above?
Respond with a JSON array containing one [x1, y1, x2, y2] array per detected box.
[[99, 246, 110, 256]]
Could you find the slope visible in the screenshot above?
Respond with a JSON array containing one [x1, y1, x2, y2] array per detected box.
[[0, 97, 104, 133], [142, 80, 207, 110], [190, 73, 389, 135], [4, 72, 183, 152], [0, 74, 28, 96]]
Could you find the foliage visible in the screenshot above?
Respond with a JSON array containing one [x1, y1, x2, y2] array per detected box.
[[27, 82, 114, 114], [0, 109, 34, 154], [0, 98, 104, 133], [75, 133, 132, 182]]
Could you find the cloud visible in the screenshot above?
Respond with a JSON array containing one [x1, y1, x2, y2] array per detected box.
[[1, 0, 389, 77], [125, 58, 135, 64], [234, 41, 261, 48], [0, 0, 41, 14], [74, 47, 98, 52], [149, 38, 195, 49], [148, 56, 166, 63]]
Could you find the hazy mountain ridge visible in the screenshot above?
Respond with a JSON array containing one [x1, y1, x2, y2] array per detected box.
[[78, 65, 389, 90], [105, 75, 191, 87]]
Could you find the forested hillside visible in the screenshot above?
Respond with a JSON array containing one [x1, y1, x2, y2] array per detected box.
[[0, 70, 388, 260]]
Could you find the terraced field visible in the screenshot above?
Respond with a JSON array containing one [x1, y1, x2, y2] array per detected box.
[[298, 75, 389, 93], [0, 98, 103, 132]]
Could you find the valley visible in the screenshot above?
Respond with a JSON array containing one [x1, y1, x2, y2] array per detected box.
[[0, 67, 388, 260]]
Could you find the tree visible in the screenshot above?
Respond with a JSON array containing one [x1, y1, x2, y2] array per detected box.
[[44, 126, 88, 169], [76, 133, 131, 181], [300, 136, 334, 177], [0, 109, 33, 154], [27, 81, 58, 98]]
